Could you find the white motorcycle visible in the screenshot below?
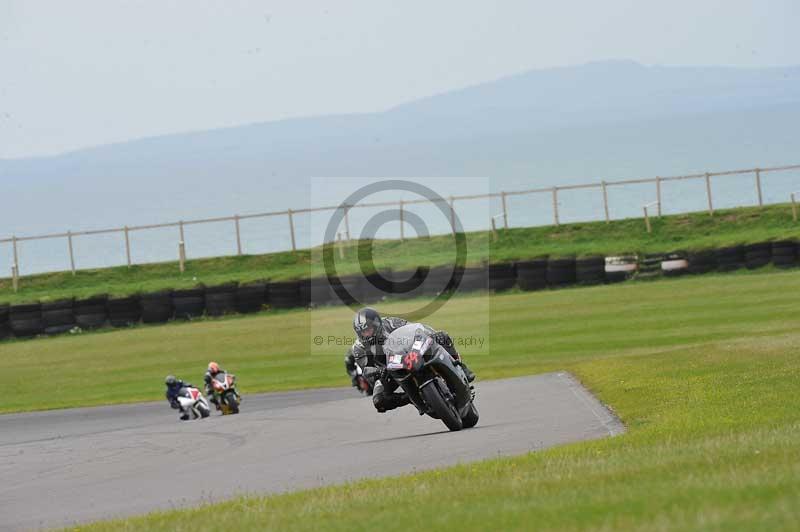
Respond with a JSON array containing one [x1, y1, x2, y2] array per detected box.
[[176, 386, 211, 420]]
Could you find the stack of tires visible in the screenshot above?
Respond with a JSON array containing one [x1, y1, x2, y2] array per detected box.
[[688, 250, 717, 275], [297, 279, 311, 308], [330, 275, 361, 306], [0, 304, 12, 340], [237, 281, 267, 313], [771, 241, 797, 269], [458, 265, 488, 293], [716, 246, 745, 272], [74, 295, 108, 330], [205, 283, 237, 317], [308, 277, 335, 307], [107, 296, 141, 328], [268, 281, 301, 309], [661, 252, 689, 277], [638, 254, 663, 279], [172, 288, 205, 320], [744, 242, 771, 270], [362, 271, 393, 303], [42, 298, 76, 335], [546, 257, 576, 286], [515, 259, 547, 291], [140, 290, 173, 323], [9, 303, 43, 338], [605, 256, 637, 283], [488, 263, 516, 292], [421, 266, 458, 296], [576, 256, 605, 285], [386, 268, 426, 300]]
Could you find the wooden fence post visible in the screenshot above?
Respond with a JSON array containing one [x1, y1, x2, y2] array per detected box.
[[234, 215, 242, 255], [337, 233, 345, 259], [344, 205, 351, 241], [11, 235, 19, 275], [178, 241, 186, 273], [552, 187, 560, 226], [399, 200, 405, 241], [601, 181, 610, 223], [755, 168, 763, 207], [656, 176, 662, 217], [124, 226, 132, 267], [491, 217, 498, 242], [705, 172, 714, 216], [67, 231, 76, 275], [449, 197, 456, 236], [287, 209, 297, 251], [11, 265, 18, 292], [644, 206, 652, 234], [501, 191, 509, 229]]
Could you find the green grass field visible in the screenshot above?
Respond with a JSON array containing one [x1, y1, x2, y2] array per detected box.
[[63, 268, 800, 530], [2, 202, 798, 305]]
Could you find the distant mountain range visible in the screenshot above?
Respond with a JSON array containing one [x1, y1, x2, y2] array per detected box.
[[2, 60, 799, 238]]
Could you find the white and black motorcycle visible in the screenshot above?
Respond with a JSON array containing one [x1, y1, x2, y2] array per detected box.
[[176, 386, 211, 420]]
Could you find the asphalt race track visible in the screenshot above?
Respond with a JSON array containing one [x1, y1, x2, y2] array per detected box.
[[0, 373, 624, 531]]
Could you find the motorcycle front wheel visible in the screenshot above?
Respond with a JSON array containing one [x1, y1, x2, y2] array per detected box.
[[461, 401, 479, 428], [421, 378, 462, 431], [224, 392, 240, 414]]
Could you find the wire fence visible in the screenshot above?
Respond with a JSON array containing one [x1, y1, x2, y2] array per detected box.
[[2, 163, 799, 283]]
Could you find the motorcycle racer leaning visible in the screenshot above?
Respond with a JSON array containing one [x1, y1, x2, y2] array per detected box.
[[203, 361, 226, 409], [165, 375, 194, 420], [351, 307, 475, 413]]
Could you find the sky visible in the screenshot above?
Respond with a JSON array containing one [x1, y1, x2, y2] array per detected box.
[[0, 0, 797, 159]]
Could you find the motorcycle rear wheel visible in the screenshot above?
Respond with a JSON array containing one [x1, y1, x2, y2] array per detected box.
[[421, 378, 462, 431], [197, 403, 211, 418]]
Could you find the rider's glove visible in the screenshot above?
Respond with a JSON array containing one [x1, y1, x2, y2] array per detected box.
[[432, 330, 453, 348]]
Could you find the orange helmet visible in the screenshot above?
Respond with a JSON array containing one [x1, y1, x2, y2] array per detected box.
[[208, 361, 220, 374]]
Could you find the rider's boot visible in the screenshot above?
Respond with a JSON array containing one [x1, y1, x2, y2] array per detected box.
[[458, 361, 476, 383]]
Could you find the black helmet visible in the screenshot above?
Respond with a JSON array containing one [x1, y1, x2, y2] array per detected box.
[[353, 307, 382, 345], [165, 375, 177, 386]]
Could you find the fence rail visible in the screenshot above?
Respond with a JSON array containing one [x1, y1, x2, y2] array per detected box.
[[2, 162, 800, 281]]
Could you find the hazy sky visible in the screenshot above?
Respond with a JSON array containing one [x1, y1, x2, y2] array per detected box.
[[0, 0, 797, 158]]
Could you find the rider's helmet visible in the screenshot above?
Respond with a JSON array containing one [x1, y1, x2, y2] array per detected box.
[[165, 375, 177, 386], [353, 307, 382, 345], [208, 362, 220, 374]]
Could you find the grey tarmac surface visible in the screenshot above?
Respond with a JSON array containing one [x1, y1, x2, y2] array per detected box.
[[0, 373, 623, 531]]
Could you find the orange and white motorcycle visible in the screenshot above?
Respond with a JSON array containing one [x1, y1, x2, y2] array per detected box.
[[210, 372, 241, 415]]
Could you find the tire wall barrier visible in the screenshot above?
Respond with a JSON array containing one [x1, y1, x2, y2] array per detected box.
[[140, 291, 173, 323], [0, 304, 12, 340], [205, 283, 238, 316], [547, 257, 577, 286], [576, 256, 605, 285], [516, 259, 547, 291], [42, 298, 76, 335], [74, 295, 109, 330], [268, 281, 301, 309], [772, 241, 798, 269], [2, 241, 797, 342], [172, 288, 205, 320], [9, 303, 43, 337], [236, 282, 267, 314], [108, 296, 141, 328]]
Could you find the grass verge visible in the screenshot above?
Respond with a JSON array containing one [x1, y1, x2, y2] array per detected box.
[[1, 202, 798, 305], [71, 269, 800, 530]]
